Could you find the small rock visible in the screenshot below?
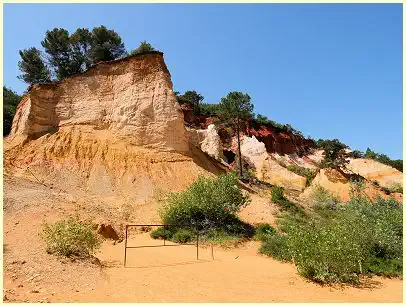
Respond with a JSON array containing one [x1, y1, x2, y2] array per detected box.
[[97, 223, 120, 240], [17, 284, 23, 288], [3, 294, 8, 301], [28, 290, 39, 293], [14, 221, 19, 225]]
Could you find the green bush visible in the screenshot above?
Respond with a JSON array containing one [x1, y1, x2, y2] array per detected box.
[[159, 173, 250, 235], [41, 217, 102, 257], [308, 185, 340, 214], [270, 186, 305, 216], [259, 232, 292, 262], [150, 227, 172, 240], [287, 165, 317, 187], [288, 216, 368, 284], [388, 183, 403, 194], [172, 229, 194, 243], [261, 195, 403, 284], [255, 223, 277, 240]]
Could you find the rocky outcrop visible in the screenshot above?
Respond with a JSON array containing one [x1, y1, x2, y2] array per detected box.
[[304, 168, 351, 201], [237, 135, 306, 191], [186, 124, 223, 160], [4, 52, 227, 199], [10, 52, 188, 152], [257, 156, 307, 192], [239, 135, 267, 169], [347, 158, 403, 189], [200, 124, 224, 160], [247, 126, 315, 155], [302, 168, 390, 202], [270, 153, 319, 170]]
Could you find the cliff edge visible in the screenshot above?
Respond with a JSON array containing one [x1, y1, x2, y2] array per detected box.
[[9, 52, 188, 152]]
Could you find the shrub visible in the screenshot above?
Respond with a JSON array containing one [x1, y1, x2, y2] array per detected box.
[[270, 186, 305, 216], [41, 217, 102, 257], [200, 229, 246, 246], [255, 223, 277, 241], [316, 138, 349, 169], [159, 173, 250, 234], [286, 165, 317, 186], [308, 185, 340, 213], [287, 216, 368, 284], [150, 227, 172, 240], [388, 183, 403, 194], [271, 186, 284, 202], [172, 229, 194, 243], [261, 195, 403, 284], [259, 232, 292, 262]]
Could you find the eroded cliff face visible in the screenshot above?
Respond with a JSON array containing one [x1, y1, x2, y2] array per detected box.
[[181, 106, 315, 156], [10, 52, 188, 152], [5, 52, 227, 202]]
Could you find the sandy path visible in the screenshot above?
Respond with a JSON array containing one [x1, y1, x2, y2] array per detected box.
[[54, 233, 402, 302]]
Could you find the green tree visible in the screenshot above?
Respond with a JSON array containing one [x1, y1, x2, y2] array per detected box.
[[364, 147, 377, 159], [18, 48, 51, 84], [88, 25, 126, 64], [18, 26, 127, 83], [70, 28, 93, 70], [350, 150, 364, 159], [317, 139, 348, 169], [218, 92, 254, 178], [130, 41, 156, 55], [41, 28, 82, 80], [3, 86, 22, 136]]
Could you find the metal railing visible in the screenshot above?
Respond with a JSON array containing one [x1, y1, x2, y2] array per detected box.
[[124, 224, 214, 267]]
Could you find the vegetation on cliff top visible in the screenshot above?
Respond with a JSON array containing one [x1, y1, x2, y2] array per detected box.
[[18, 25, 158, 84], [130, 41, 156, 55]]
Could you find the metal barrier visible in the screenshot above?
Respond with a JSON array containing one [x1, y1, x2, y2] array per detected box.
[[124, 224, 214, 267]]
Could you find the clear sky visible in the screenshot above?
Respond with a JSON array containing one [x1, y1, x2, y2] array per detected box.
[[4, 3, 403, 159]]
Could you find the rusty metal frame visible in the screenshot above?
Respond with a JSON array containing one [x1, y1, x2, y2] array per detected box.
[[123, 224, 214, 267]]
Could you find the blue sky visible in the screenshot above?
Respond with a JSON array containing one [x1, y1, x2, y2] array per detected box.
[[4, 4, 403, 159]]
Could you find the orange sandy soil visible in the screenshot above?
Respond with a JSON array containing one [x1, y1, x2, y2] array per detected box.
[[3, 176, 403, 303], [80, 234, 403, 303]]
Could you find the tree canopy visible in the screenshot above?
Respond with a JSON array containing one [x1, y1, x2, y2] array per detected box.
[[3, 86, 22, 136], [18, 48, 51, 84], [316, 139, 349, 169], [218, 92, 254, 179], [130, 41, 156, 55], [18, 25, 127, 83], [218, 92, 254, 124]]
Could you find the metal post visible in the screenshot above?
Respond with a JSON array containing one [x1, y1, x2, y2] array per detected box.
[[211, 244, 214, 260], [196, 232, 199, 260], [124, 225, 128, 267], [163, 225, 166, 246]]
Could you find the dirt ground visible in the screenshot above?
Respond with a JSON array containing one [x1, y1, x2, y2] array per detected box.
[[3, 175, 403, 303]]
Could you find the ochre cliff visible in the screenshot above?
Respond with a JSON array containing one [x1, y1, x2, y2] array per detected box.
[[10, 52, 188, 152], [5, 52, 225, 205]]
